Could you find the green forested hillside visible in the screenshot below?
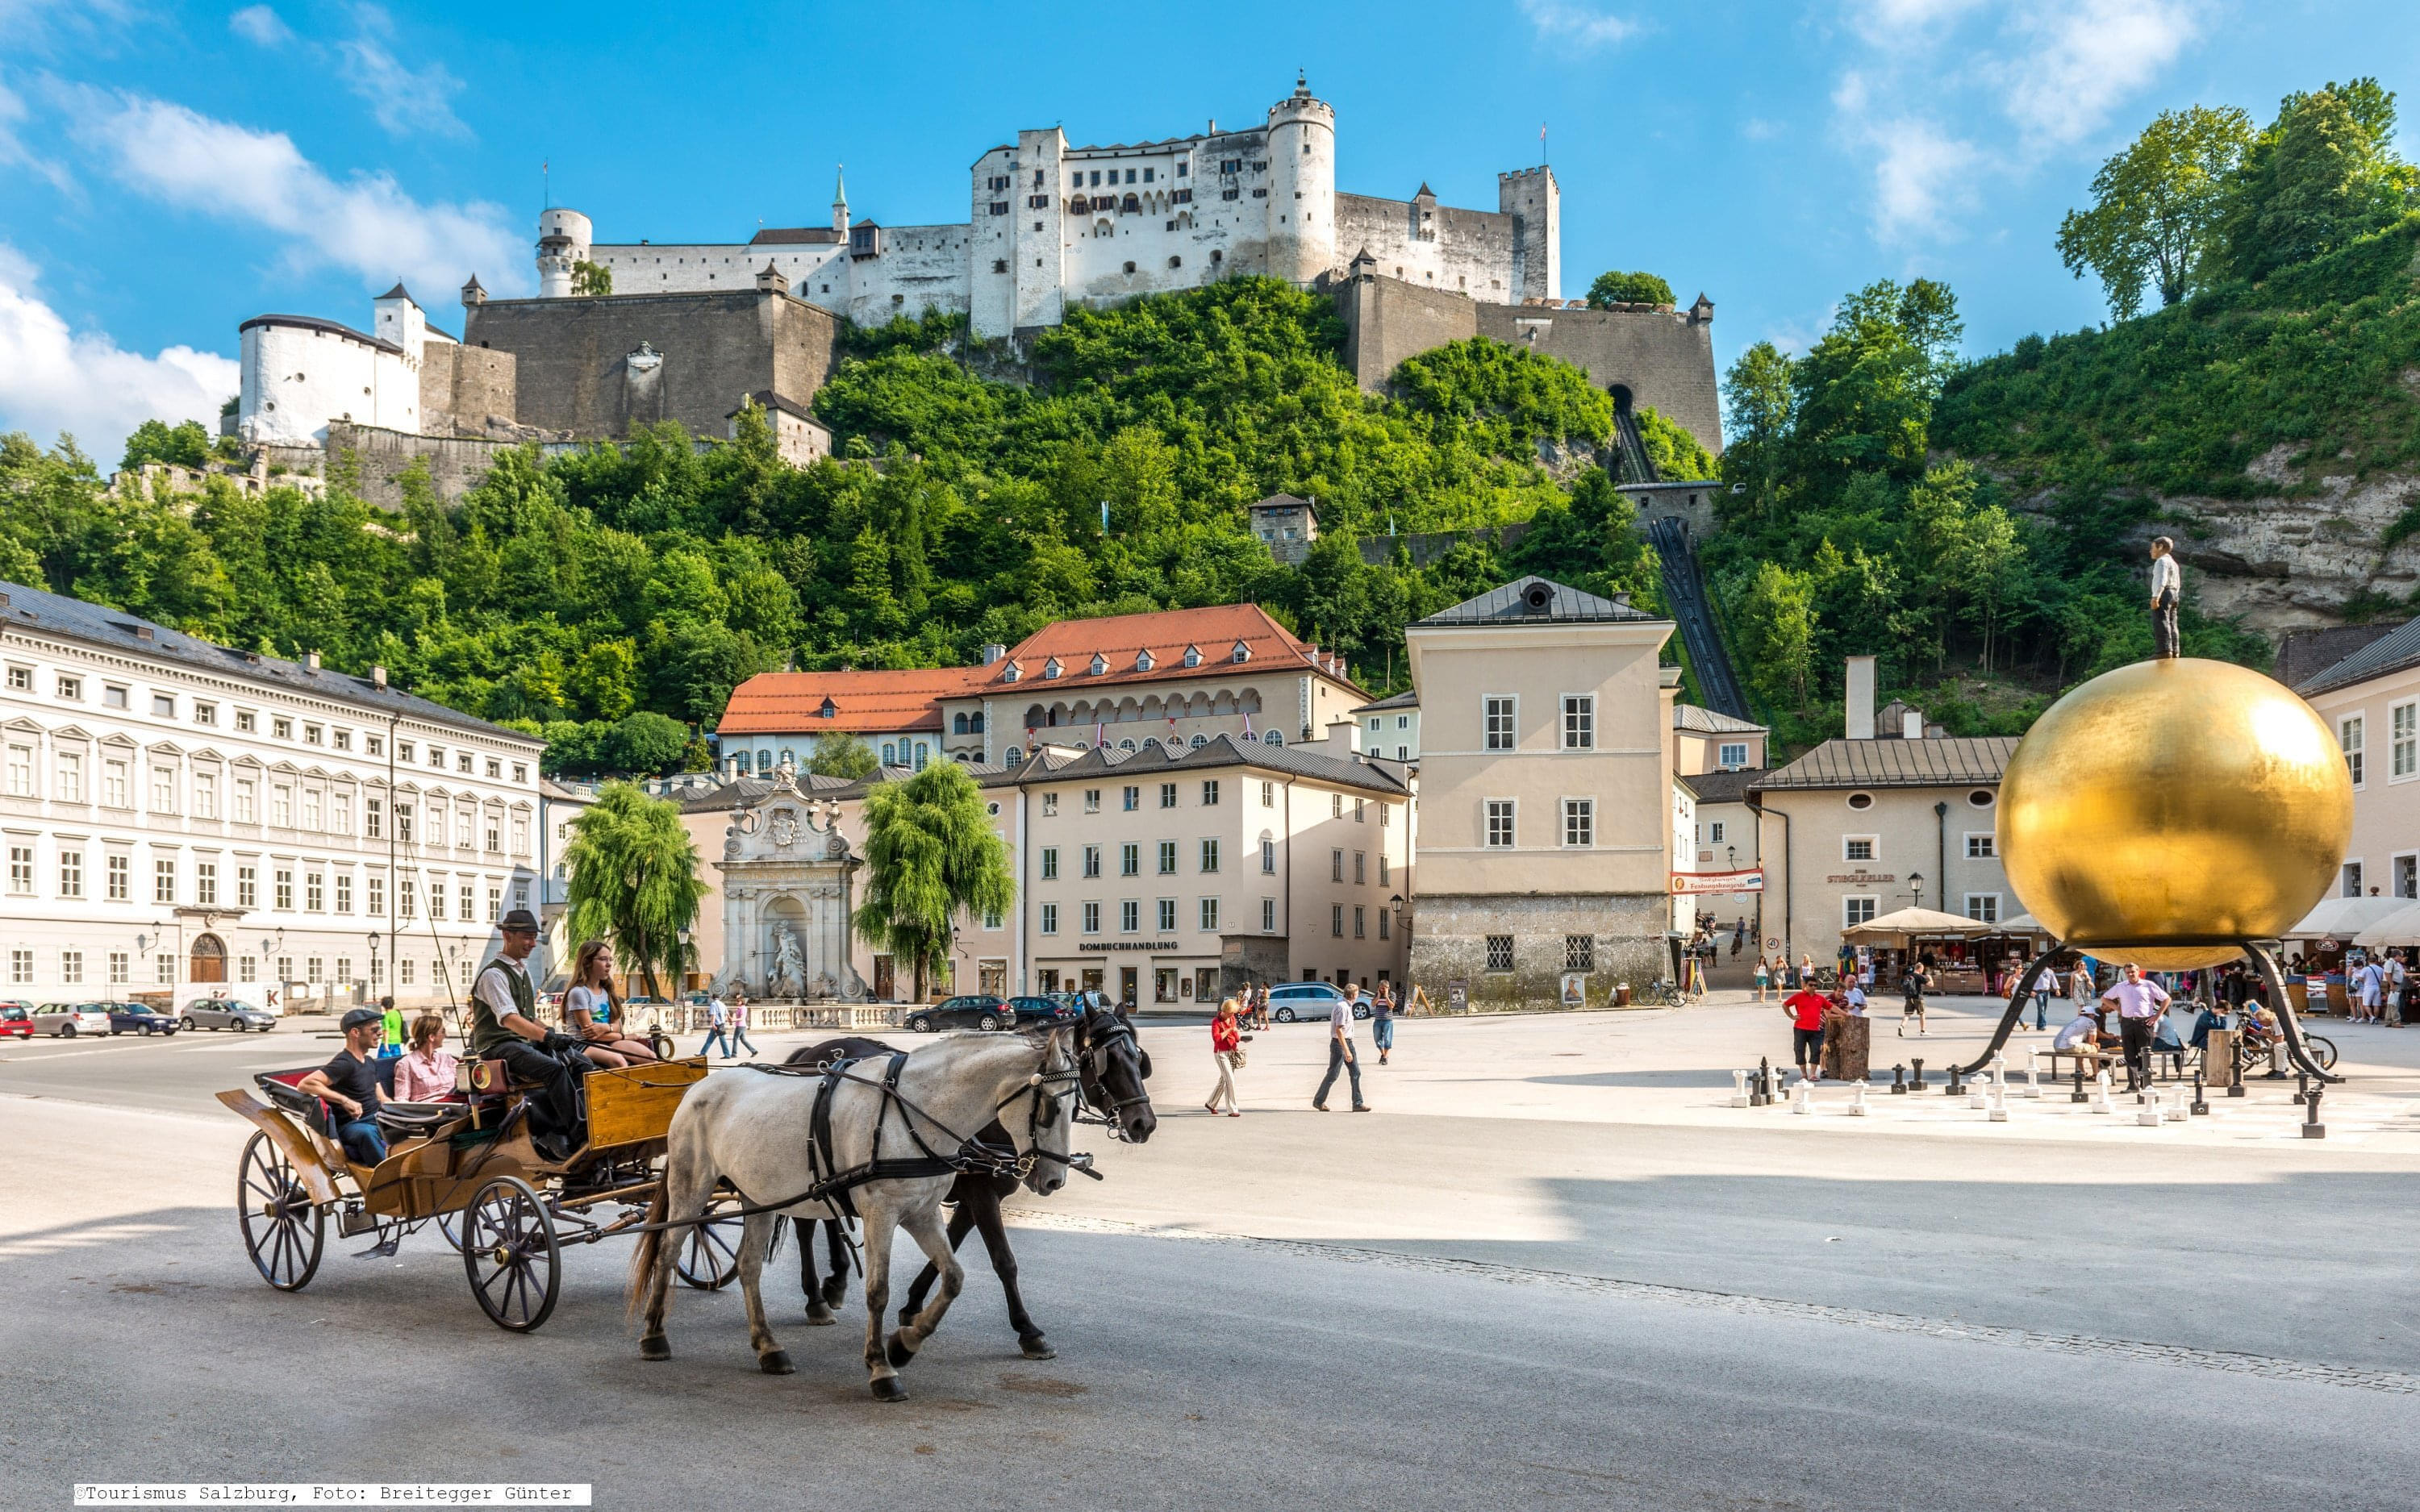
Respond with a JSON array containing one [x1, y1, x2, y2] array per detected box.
[[0, 278, 1667, 775]]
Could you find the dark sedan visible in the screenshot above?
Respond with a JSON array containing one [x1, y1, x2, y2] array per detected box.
[[903, 994, 1013, 1034], [106, 1002, 180, 1036], [1008, 993, 1082, 1027]]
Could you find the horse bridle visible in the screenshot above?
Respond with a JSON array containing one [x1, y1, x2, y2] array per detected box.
[[1072, 1006, 1153, 1141]]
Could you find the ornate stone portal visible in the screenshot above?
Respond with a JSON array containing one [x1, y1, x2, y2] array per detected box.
[[712, 757, 867, 1002]]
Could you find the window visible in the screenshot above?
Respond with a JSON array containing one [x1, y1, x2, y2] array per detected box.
[[1844, 897, 1879, 927], [1707, 820, 1726, 844], [1332, 793, 1343, 818], [1084, 789, 1101, 814], [233, 777, 255, 823], [427, 880, 445, 919], [2399, 854, 2418, 900], [394, 803, 412, 843], [1200, 897, 1220, 931], [194, 773, 216, 818], [1485, 800, 1516, 848], [59, 849, 81, 898], [272, 716, 290, 739], [299, 790, 319, 831], [396, 958, 411, 985], [1484, 696, 1516, 751], [60, 949, 81, 984], [2343, 715, 2366, 785], [2343, 861, 2364, 898], [1563, 799, 1594, 848], [3, 743, 26, 796], [58, 673, 83, 700], [1083, 845, 1102, 879], [1566, 935, 1595, 971], [1157, 840, 1177, 875], [1718, 741, 1750, 768], [1353, 905, 1366, 939], [1120, 899, 1140, 934], [104, 684, 129, 710], [1965, 893, 2001, 924], [1160, 783, 1178, 809], [1200, 838, 1220, 873], [303, 956, 321, 983], [2, 666, 23, 692], [368, 875, 385, 915], [107, 853, 129, 901], [153, 857, 175, 903], [1379, 909, 1391, 939], [1846, 792, 1874, 811], [460, 882, 475, 921], [1261, 898, 1277, 931], [983, 905, 1003, 931], [233, 709, 256, 734], [1261, 837, 1275, 873], [1331, 903, 1344, 937], [1201, 780, 1220, 806], [1157, 898, 1178, 932], [1122, 786, 1140, 812], [457, 752, 473, 775], [1486, 935, 1514, 973], [396, 741, 411, 762], [1120, 843, 1140, 878], [109, 950, 130, 985], [2396, 703, 2418, 781], [1082, 901, 1101, 934], [270, 785, 290, 827], [1354, 798, 1366, 823], [1379, 854, 1390, 885], [6, 844, 29, 893], [335, 874, 352, 914], [7, 948, 28, 985], [102, 759, 129, 808], [156, 954, 176, 985], [1042, 792, 1059, 817], [274, 868, 293, 910], [1331, 848, 1344, 882], [486, 818, 501, 853], [1354, 851, 1366, 885], [237, 864, 257, 908], [1844, 836, 1876, 862], [335, 730, 351, 753], [195, 859, 215, 906], [1965, 833, 1996, 859], [1260, 781, 1275, 807], [1562, 695, 1595, 750], [1379, 802, 1392, 827], [1041, 902, 1060, 935], [56, 752, 81, 802], [1041, 846, 1060, 881], [302, 724, 322, 747]]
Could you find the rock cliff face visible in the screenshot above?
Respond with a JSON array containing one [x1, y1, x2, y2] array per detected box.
[[2017, 445, 2420, 636]]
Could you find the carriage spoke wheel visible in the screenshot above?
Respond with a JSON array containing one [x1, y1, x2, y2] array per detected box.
[[462, 1177, 561, 1332], [675, 1201, 745, 1290], [434, 1206, 465, 1254], [237, 1131, 324, 1292]]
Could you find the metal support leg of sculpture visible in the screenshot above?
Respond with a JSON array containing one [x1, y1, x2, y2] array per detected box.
[[2247, 941, 2343, 1085], [1954, 943, 2064, 1079]]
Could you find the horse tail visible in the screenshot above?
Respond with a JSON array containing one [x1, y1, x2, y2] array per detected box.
[[626, 1185, 668, 1322]]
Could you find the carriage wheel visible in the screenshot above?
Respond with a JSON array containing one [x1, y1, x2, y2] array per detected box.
[[434, 1205, 465, 1253], [2307, 1035, 2339, 1072], [463, 1177, 561, 1332], [675, 1201, 745, 1290], [238, 1131, 324, 1292]]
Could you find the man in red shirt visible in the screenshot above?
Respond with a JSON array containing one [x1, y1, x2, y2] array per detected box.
[[1784, 983, 1832, 1083]]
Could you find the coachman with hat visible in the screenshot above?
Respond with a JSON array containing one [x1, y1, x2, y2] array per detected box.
[[469, 909, 592, 1163]]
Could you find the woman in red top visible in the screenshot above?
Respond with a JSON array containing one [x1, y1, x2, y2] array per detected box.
[[1783, 985, 1831, 1083], [1207, 998, 1243, 1116]]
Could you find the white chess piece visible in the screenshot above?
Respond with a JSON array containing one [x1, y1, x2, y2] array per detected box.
[[1988, 1074, 2009, 1123], [2091, 1068, 2114, 1114], [2137, 1088, 2163, 1127], [1849, 1080, 1869, 1117], [2023, 1046, 2042, 1098], [1730, 1069, 1751, 1109], [1792, 1079, 1813, 1115]]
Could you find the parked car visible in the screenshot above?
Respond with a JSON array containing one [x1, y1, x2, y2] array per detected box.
[[106, 1002, 180, 1036], [33, 1002, 114, 1038], [0, 1001, 31, 1039], [903, 994, 1013, 1034], [1007, 993, 1082, 1027], [178, 997, 279, 1032], [1266, 981, 1371, 1023]]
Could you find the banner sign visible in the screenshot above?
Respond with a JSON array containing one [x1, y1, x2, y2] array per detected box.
[[1671, 868, 1764, 895]]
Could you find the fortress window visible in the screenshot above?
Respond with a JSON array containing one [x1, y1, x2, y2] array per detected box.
[[990, 202, 1008, 215], [1142, 167, 1154, 182], [992, 259, 1007, 273], [1168, 256, 1182, 269], [1123, 261, 1136, 274], [1222, 189, 1239, 201], [1252, 189, 1267, 198], [1211, 250, 1222, 263], [1221, 160, 1240, 174], [1125, 169, 1137, 185], [1089, 170, 1101, 187], [1253, 160, 1268, 172], [1174, 189, 1191, 204], [1033, 169, 1044, 188]]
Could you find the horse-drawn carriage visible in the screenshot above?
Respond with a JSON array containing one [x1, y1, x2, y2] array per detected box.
[[217, 1054, 746, 1332]]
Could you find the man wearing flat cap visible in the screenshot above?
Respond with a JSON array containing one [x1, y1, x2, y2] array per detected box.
[[298, 1006, 393, 1165], [469, 908, 591, 1162]]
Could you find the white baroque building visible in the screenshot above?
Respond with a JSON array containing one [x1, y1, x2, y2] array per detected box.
[[544, 77, 1558, 338], [0, 581, 546, 1012]]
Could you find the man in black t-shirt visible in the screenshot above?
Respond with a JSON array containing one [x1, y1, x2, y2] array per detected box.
[[299, 1007, 390, 1165]]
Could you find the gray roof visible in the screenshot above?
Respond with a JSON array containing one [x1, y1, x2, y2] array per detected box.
[[1675, 703, 1764, 735], [1752, 736, 2017, 792], [1679, 768, 1757, 804], [1354, 688, 1420, 713], [1413, 575, 1664, 628], [238, 313, 401, 356], [2297, 614, 2420, 697], [1012, 732, 1411, 797], [0, 580, 539, 744]]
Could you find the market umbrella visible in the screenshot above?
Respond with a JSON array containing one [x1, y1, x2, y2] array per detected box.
[[2280, 895, 2408, 941], [1842, 906, 1980, 942], [2352, 902, 2420, 948]]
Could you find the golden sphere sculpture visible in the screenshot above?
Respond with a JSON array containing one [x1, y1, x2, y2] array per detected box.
[[1999, 657, 2351, 969]]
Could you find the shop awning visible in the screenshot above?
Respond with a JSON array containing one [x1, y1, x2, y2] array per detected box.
[[1842, 906, 1982, 942], [1965, 911, 2050, 939], [2280, 896, 2408, 940], [2352, 902, 2420, 948]]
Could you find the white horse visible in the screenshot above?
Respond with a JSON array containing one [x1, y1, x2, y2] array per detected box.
[[629, 1027, 1079, 1400]]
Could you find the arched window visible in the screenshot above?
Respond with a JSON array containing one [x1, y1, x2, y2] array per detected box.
[[756, 749, 772, 772], [1264, 730, 1284, 747], [968, 713, 984, 733], [952, 713, 969, 735], [912, 742, 929, 771], [1189, 734, 1208, 748], [882, 742, 898, 765], [1070, 195, 1090, 215], [1004, 747, 1023, 764], [1119, 739, 1137, 752], [1120, 194, 1140, 214]]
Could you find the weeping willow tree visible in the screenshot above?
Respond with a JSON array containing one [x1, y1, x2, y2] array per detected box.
[[853, 760, 1015, 1001], [563, 781, 706, 998]]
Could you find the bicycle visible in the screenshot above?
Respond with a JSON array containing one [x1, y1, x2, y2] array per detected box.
[[2236, 1029, 2334, 1076], [1635, 979, 1686, 1007]]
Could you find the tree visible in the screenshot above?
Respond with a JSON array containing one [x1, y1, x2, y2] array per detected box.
[[570, 260, 613, 297], [807, 731, 879, 780], [1586, 270, 1675, 308], [2057, 105, 2254, 318], [120, 419, 215, 473], [853, 761, 1014, 1002], [1784, 279, 1963, 496], [600, 711, 692, 774], [1721, 341, 1796, 519], [2219, 79, 2418, 283], [1733, 560, 1817, 708], [562, 782, 706, 998]]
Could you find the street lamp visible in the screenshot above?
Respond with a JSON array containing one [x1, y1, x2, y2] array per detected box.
[[1909, 870, 1926, 910]]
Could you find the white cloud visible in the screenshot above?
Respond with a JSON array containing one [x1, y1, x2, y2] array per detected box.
[[0, 243, 238, 454], [1520, 0, 1642, 50], [229, 5, 294, 47], [1996, 0, 2198, 147], [337, 5, 469, 140], [0, 78, 73, 192], [1867, 118, 1984, 241], [73, 91, 524, 297]]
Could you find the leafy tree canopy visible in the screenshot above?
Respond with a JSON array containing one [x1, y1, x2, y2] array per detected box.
[[2057, 104, 2254, 318], [1587, 270, 1675, 308], [853, 760, 1014, 1001]]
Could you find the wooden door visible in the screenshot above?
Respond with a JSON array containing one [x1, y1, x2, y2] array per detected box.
[[872, 955, 895, 1001]]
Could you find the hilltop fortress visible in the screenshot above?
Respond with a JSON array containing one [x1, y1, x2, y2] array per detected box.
[[228, 79, 1719, 502]]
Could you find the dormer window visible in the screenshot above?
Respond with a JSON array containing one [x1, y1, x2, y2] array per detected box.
[[818, 697, 837, 719], [1231, 641, 1251, 664], [1183, 644, 1202, 668], [1135, 649, 1154, 671], [1003, 661, 1021, 683], [1088, 653, 1108, 676], [1044, 658, 1063, 680]]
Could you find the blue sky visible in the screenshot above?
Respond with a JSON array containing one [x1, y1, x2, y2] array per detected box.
[[2, 0, 2413, 462]]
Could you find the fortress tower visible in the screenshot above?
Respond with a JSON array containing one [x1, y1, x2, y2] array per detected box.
[[1265, 76, 1337, 285], [1499, 166, 1559, 304], [536, 207, 593, 298]]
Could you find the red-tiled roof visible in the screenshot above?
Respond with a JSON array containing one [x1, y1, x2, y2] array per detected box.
[[991, 603, 1362, 694], [716, 666, 989, 735]]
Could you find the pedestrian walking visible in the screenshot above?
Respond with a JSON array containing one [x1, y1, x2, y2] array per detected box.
[[728, 993, 759, 1059], [377, 995, 406, 1060], [1251, 982, 1270, 1031], [2148, 536, 2181, 660], [2389, 952, 2410, 1027], [1207, 998, 1244, 1116], [699, 992, 732, 1059], [1372, 981, 1397, 1064], [1784, 980, 1830, 1083], [1312, 987, 1369, 1112], [2032, 967, 2055, 1031], [2101, 963, 2171, 1090], [1899, 959, 1929, 1036]]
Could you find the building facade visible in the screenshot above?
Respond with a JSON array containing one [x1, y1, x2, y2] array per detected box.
[[0, 581, 545, 1010], [1355, 688, 1421, 764], [2295, 616, 2420, 900], [1405, 576, 1678, 1006]]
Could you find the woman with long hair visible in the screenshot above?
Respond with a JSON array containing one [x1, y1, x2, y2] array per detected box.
[[1206, 997, 1243, 1116], [565, 939, 658, 1068]]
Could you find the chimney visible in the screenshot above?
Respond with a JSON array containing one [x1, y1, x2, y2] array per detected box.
[[304, 650, 320, 672], [1904, 710, 1925, 740], [1845, 656, 1876, 740], [370, 664, 388, 689], [979, 643, 1008, 665], [1326, 719, 1361, 760]]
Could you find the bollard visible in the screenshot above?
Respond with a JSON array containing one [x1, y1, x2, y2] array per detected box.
[[1849, 1080, 1870, 1117], [2189, 1070, 2209, 1117], [2302, 1084, 2326, 1139], [2136, 1088, 2163, 1127], [1909, 1058, 1926, 1091], [1731, 1068, 1751, 1109], [1890, 1064, 1908, 1095], [2071, 1060, 2090, 1104], [1792, 1079, 1813, 1116]]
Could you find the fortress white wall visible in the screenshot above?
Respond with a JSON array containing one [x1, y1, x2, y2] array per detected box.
[[238, 322, 421, 448]]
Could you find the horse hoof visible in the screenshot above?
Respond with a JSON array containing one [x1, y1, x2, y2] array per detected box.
[[870, 1376, 909, 1402], [804, 1306, 836, 1326], [758, 1350, 794, 1376], [639, 1335, 670, 1362], [886, 1331, 917, 1368], [1020, 1337, 1057, 1361]]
